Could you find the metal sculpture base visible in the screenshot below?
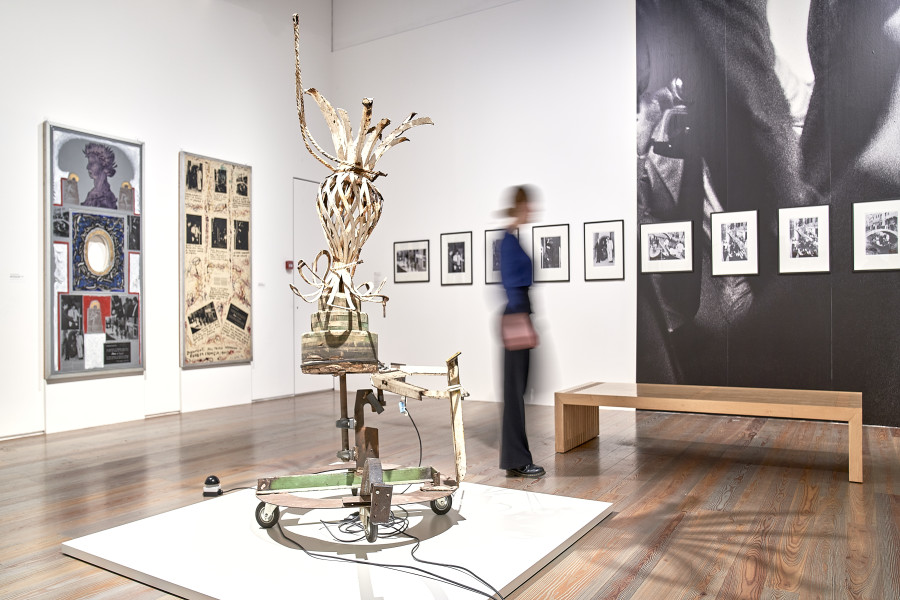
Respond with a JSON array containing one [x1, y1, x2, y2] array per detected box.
[[256, 354, 466, 542]]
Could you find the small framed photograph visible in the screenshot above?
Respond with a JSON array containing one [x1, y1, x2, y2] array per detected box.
[[440, 231, 473, 285], [584, 220, 624, 281], [485, 228, 516, 284], [394, 240, 430, 283], [778, 205, 830, 273], [640, 221, 693, 273], [711, 210, 758, 276], [532, 224, 569, 282], [853, 199, 900, 271]]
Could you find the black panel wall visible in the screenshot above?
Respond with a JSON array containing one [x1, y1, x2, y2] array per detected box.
[[636, 0, 900, 427]]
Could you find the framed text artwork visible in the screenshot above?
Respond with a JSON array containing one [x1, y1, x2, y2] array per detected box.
[[44, 122, 144, 380], [440, 231, 473, 285], [179, 152, 252, 367], [394, 240, 430, 283]]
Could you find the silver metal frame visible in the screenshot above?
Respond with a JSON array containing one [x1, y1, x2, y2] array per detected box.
[[43, 121, 146, 381]]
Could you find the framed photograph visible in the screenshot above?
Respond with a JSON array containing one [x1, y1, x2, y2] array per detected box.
[[584, 220, 624, 281], [179, 152, 252, 368], [640, 221, 693, 273], [484, 228, 516, 284], [853, 199, 900, 271], [441, 231, 473, 285], [394, 240, 430, 283], [532, 224, 570, 282], [44, 122, 144, 380], [778, 205, 830, 273], [711, 210, 758, 276]]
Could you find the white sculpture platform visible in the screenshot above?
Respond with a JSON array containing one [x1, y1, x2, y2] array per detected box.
[[62, 482, 612, 599]]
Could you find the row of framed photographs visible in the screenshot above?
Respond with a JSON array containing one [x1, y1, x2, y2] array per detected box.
[[394, 220, 625, 285], [641, 200, 900, 275]]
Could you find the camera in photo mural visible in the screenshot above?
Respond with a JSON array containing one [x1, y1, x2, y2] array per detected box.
[[636, 1, 900, 427], [45, 123, 144, 379]]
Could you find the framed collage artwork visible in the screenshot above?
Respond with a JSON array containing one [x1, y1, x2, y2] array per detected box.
[[44, 122, 144, 380], [179, 152, 252, 367]]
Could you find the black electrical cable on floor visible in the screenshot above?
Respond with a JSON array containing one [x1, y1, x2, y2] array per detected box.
[[316, 507, 503, 599], [402, 529, 504, 600], [218, 487, 503, 597], [222, 486, 255, 494], [219, 396, 500, 597], [274, 516, 504, 599], [318, 508, 410, 543]]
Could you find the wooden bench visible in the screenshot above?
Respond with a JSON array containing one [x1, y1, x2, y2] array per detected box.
[[555, 382, 863, 483]]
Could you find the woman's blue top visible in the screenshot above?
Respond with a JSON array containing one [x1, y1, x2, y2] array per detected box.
[[500, 231, 532, 314]]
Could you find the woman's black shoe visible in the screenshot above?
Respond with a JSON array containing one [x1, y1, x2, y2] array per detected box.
[[506, 464, 545, 478]]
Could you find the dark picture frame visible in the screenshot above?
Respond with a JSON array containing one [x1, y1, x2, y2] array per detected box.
[[584, 220, 625, 281], [532, 224, 570, 282], [441, 231, 473, 285], [484, 228, 515, 285], [393, 239, 430, 283]]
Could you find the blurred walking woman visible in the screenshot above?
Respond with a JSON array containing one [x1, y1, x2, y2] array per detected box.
[[499, 185, 545, 478]]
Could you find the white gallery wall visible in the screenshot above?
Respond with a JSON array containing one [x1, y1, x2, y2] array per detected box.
[[0, 0, 637, 438], [0, 0, 333, 437], [328, 0, 637, 405]]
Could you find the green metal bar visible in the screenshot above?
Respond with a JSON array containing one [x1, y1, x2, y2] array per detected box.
[[264, 466, 434, 493]]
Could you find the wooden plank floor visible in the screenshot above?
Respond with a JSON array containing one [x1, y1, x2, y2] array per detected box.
[[1, 391, 898, 599]]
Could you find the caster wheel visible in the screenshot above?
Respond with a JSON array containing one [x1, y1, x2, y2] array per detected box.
[[255, 501, 279, 528], [430, 495, 452, 515], [365, 519, 378, 543]]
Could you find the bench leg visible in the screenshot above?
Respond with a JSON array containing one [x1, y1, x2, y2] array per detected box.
[[849, 412, 863, 484], [555, 397, 600, 453]]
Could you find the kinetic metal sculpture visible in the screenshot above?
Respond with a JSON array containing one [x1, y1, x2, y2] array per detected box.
[[254, 15, 466, 543], [288, 17, 432, 315]]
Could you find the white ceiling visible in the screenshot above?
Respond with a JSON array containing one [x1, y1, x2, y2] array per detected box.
[[331, 0, 522, 50]]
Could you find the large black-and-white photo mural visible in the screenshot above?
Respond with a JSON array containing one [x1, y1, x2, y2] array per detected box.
[[637, 0, 900, 426]]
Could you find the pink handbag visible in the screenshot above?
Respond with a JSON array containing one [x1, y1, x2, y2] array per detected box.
[[501, 313, 538, 350]]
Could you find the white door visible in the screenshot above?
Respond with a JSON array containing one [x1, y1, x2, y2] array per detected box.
[[293, 177, 328, 395]]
